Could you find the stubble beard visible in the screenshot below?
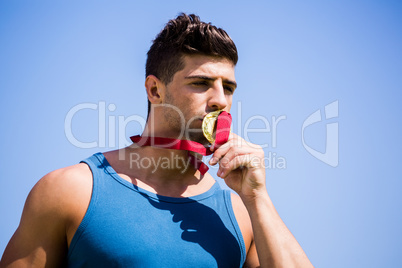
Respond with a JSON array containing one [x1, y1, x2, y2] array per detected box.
[[163, 93, 209, 146]]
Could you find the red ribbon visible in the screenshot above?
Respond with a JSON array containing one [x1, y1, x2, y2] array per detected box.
[[130, 111, 232, 175]]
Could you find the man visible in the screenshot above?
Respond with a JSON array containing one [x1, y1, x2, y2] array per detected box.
[[0, 13, 313, 267]]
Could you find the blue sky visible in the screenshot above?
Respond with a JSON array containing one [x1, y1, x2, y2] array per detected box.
[[1, 1, 401, 267]]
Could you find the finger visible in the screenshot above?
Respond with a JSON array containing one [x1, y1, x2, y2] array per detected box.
[[209, 141, 233, 165], [216, 147, 245, 169], [209, 140, 246, 165], [210, 135, 250, 165], [218, 154, 247, 178], [218, 154, 258, 178], [210, 132, 237, 152]]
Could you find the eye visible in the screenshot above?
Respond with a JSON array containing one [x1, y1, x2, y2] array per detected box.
[[192, 81, 209, 86], [224, 85, 234, 93]]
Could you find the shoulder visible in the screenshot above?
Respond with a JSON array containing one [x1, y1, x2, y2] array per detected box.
[[230, 192, 262, 267], [25, 163, 94, 243], [230, 192, 250, 225], [29, 163, 92, 214], [230, 192, 253, 251], [40, 162, 92, 193], [0, 163, 93, 267], [25, 163, 93, 236]]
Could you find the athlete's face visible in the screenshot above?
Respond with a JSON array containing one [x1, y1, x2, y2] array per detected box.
[[161, 55, 236, 144]]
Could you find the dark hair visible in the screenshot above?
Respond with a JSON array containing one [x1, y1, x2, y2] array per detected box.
[[145, 13, 238, 115]]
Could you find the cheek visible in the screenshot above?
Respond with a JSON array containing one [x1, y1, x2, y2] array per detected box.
[[181, 94, 202, 109], [226, 97, 233, 110]]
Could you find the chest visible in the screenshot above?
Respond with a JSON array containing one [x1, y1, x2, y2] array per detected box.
[[68, 190, 244, 267]]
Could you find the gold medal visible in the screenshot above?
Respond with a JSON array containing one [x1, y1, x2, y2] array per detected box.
[[202, 110, 223, 144]]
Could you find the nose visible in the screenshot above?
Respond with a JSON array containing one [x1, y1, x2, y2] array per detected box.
[[207, 80, 228, 110]]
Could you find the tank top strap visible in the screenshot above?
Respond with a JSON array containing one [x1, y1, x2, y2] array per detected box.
[[68, 153, 104, 256], [80, 152, 105, 181]]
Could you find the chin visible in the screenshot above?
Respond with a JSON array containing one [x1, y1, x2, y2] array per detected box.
[[187, 133, 209, 146]]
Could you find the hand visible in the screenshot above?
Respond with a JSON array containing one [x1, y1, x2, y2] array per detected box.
[[209, 133, 267, 202], [209, 134, 314, 267]]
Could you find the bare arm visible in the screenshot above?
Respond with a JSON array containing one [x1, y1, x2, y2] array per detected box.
[[0, 164, 92, 268], [210, 133, 313, 267], [243, 192, 312, 267]]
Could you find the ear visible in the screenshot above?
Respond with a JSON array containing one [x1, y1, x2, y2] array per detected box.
[[145, 75, 165, 104]]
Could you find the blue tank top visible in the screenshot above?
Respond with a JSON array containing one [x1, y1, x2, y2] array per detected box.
[[67, 153, 246, 267]]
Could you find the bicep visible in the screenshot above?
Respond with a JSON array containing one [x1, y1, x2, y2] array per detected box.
[[1, 226, 63, 268]]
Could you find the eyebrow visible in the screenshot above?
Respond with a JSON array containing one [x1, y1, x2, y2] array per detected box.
[[184, 75, 237, 89]]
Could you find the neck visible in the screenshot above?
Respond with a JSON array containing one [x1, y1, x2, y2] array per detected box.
[[130, 146, 197, 179], [108, 145, 212, 197]]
